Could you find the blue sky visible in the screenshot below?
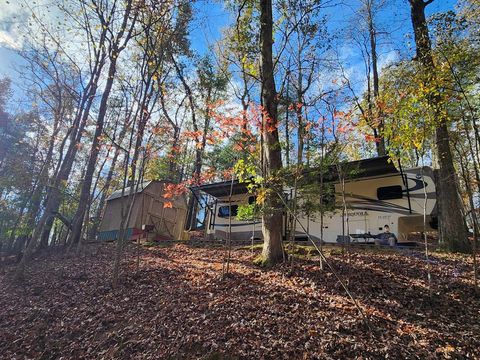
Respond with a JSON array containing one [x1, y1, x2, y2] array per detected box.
[[185, 0, 458, 111], [188, 0, 458, 55], [0, 0, 459, 101], [186, 0, 459, 121]]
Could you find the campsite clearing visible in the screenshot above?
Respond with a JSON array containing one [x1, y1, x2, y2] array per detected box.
[[0, 243, 478, 359]]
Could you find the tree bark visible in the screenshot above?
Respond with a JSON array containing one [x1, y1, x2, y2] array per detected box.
[[172, 55, 202, 229], [260, 0, 284, 265], [37, 49, 106, 250], [284, 70, 290, 167], [68, 0, 136, 246], [14, 59, 104, 280], [159, 88, 181, 177], [112, 85, 154, 287], [88, 133, 124, 240], [296, 66, 304, 165], [35, 111, 62, 249], [68, 57, 119, 245], [366, 0, 386, 156], [409, 0, 470, 252]]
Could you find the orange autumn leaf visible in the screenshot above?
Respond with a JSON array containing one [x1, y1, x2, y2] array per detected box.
[[163, 202, 173, 208], [266, 124, 276, 133], [365, 134, 380, 142], [206, 136, 215, 145], [233, 143, 244, 151]]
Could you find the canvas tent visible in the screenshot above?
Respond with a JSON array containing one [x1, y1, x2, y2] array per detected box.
[[98, 180, 187, 241]]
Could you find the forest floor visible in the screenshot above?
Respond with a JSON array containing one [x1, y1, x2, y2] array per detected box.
[[0, 242, 479, 359]]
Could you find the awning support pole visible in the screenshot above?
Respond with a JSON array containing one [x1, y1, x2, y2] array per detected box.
[[398, 159, 412, 214]]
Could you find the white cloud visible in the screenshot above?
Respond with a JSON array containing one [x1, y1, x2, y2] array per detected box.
[[0, 1, 32, 50], [378, 49, 399, 72], [0, 31, 21, 50]]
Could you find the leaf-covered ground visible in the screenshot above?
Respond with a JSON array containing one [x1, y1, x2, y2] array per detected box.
[[0, 243, 479, 359]]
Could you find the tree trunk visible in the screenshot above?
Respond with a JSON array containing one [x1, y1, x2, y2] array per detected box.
[[35, 120, 60, 249], [169, 126, 180, 176], [68, 57, 119, 246], [4, 202, 28, 254], [66, 0, 136, 247], [367, 0, 386, 156], [409, 0, 470, 252], [158, 83, 181, 178], [260, 0, 284, 265], [284, 78, 290, 167], [14, 64, 103, 280], [88, 139, 123, 240], [37, 57, 105, 249], [112, 93, 153, 287], [172, 55, 203, 229], [296, 51, 304, 165]]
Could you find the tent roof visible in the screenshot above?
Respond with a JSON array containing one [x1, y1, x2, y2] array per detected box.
[[192, 156, 399, 199], [107, 181, 153, 201], [305, 156, 399, 183]]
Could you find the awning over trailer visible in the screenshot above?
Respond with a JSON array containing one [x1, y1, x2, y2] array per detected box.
[[191, 180, 249, 198], [193, 156, 399, 198], [306, 156, 399, 183]]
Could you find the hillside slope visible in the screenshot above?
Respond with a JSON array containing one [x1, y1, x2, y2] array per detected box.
[[1, 243, 478, 359]]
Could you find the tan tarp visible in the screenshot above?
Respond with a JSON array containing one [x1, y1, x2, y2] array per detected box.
[[99, 181, 187, 240]]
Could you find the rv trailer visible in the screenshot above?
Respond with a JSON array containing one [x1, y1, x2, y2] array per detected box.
[[192, 157, 437, 244]]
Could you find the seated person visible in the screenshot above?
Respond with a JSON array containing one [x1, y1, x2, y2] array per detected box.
[[374, 225, 397, 246]]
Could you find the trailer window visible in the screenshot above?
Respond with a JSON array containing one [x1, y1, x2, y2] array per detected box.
[[377, 185, 403, 200], [218, 205, 238, 218]]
